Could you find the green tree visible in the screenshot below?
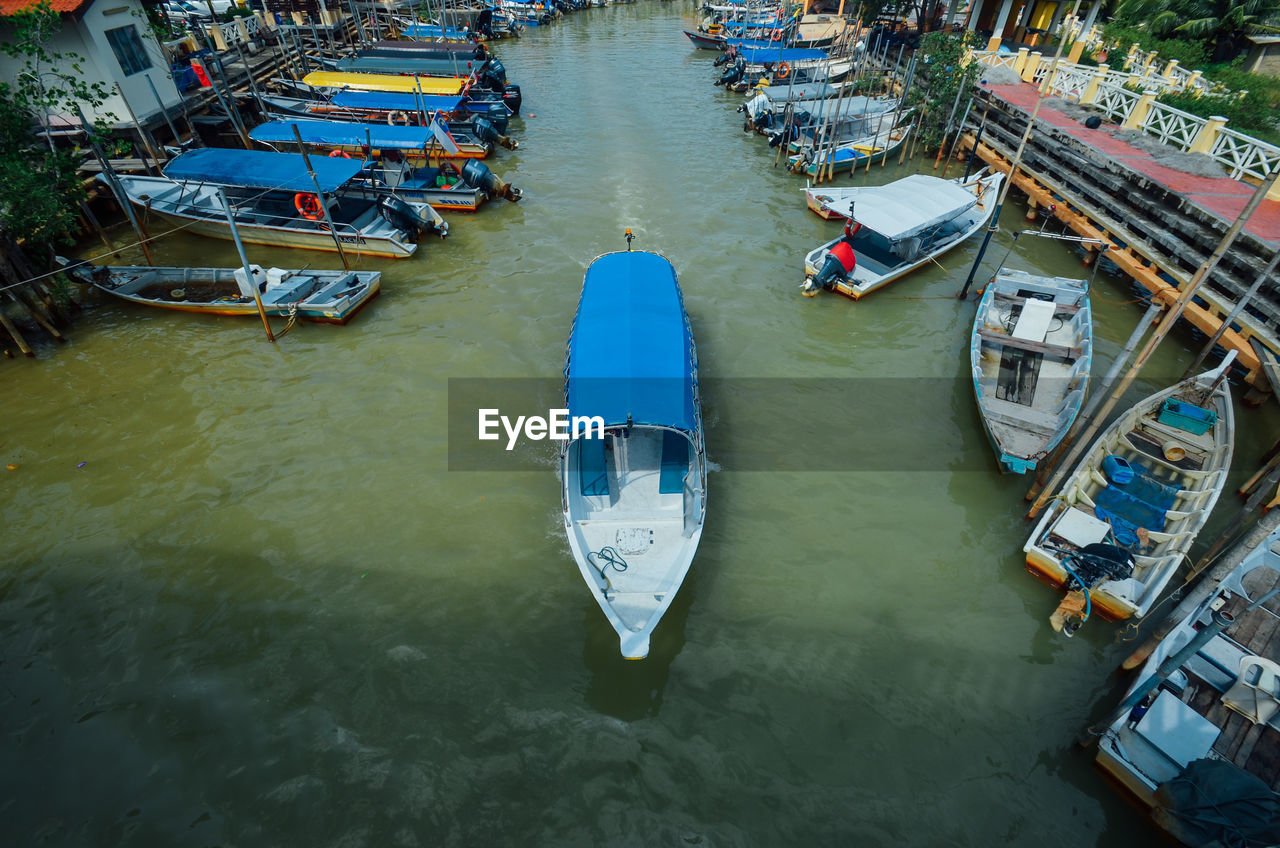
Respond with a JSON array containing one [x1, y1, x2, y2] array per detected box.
[[904, 29, 983, 149], [1115, 0, 1280, 61]]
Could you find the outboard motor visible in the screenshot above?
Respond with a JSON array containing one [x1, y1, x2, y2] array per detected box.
[[502, 83, 522, 116], [461, 159, 522, 202], [715, 59, 745, 87], [471, 115, 517, 150], [476, 9, 494, 38], [486, 58, 507, 87], [378, 195, 448, 239], [803, 240, 856, 295], [752, 110, 772, 132]]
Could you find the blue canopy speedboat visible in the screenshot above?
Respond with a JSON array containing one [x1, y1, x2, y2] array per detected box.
[[249, 120, 521, 212], [109, 148, 445, 258], [561, 247, 707, 660]]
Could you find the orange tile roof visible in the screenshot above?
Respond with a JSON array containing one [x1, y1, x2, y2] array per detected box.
[[0, 0, 94, 16]]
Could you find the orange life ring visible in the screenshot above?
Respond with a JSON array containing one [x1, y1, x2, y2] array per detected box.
[[777, 61, 790, 79], [328, 149, 352, 158], [771, 29, 781, 42], [294, 192, 323, 220]]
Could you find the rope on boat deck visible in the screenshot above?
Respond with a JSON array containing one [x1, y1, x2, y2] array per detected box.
[[587, 546, 628, 592]]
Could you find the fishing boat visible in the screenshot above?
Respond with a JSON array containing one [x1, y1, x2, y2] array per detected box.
[[801, 170, 1003, 299], [66, 262, 380, 324], [716, 47, 853, 90], [110, 148, 446, 259], [792, 13, 852, 48], [683, 27, 727, 49], [249, 120, 521, 212], [1094, 522, 1280, 839], [1023, 353, 1236, 634], [785, 115, 912, 175], [260, 92, 512, 136], [332, 54, 509, 94], [252, 115, 492, 162], [360, 39, 490, 60], [561, 244, 707, 660], [399, 22, 472, 39], [301, 71, 466, 96], [970, 269, 1093, 474]]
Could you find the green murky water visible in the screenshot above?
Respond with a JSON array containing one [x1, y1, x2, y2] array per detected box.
[[4, 3, 1278, 845]]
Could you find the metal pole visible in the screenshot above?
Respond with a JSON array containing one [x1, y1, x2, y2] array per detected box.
[[291, 123, 351, 269], [1028, 166, 1280, 518], [113, 82, 162, 174], [233, 41, 268, 117], [1184, 249, 1280, 378], [78, 106, 153, 264], [939, 97, 973, 178], [216, 188, 275, 342], [144, 76, 183, 151]]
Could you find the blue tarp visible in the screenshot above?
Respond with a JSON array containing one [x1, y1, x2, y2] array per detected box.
[[725, 37, 777, 49], [401, 24, 468, 38], [331, 91, 466, 113], [250, 119, 432, 150], [164, 148, 363, 193], [566, 251, 698, 432], [740, 47, 826, 64]]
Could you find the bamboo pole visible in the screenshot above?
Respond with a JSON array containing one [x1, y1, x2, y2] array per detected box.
[[78, 107, 154, 265], [1183, 249, 1280, 379], [0, 300, 33, 356], [216, 188, 275, 342], [290, 123, 350, 269], [114, 83, 162, 175], [939, 96, 972, 177], [143, 76, 182, 151], [1027, 165, 1280, 519]]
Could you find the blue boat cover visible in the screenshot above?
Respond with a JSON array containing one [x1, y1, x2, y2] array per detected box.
[[740, 47, 826, 63], [331, 91, 466, 113], [723, 19, 787, 31], [401, 24, 467, 38], [164, 148, 363, 193], [250, 119, 432, 150], [725, 37, 777, 49], [566, 251, 698, 432]]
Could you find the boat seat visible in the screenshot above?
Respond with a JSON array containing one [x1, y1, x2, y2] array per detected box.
[[976, 327, 1079, 359], [659, 431, 689, 495], [1223, 655, 1280, 726], [579, 437, 609, 497]]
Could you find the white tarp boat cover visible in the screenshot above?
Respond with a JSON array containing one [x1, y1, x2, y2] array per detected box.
[[820, 174, 979, 242]]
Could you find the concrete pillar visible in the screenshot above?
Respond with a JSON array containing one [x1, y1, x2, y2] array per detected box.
[[1080, 63, 1109, 104], [1081, 0, 1102, 33], [234, 16, 250, 50], [1186, 70, 1203, 93], [1121, 90, 1157, 130], [1013, 46, 1030, 73], [966, 0, 986, 31], [1019, 0, 1036, 26], [1188, 115, 1228, 153], [1162, 59, 1180, 83], [1047, 0, 1069, 39], [1127, 43, 1141, 70], [1022, 51, 1042, 82], [206, 23, 228, 51], [989, 0, 1015, 44], [1068, 37, 1086, 64]]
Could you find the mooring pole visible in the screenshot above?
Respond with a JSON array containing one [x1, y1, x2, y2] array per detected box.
[[291, 123, 351, 269], [1028, 166, 1280, 519], [217, 188, 275, 342], [1183, 248, 1280, 379], [78, 106, 153, 264]]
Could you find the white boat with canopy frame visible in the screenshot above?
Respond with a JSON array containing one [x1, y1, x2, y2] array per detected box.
[[801, 170, 1003, 299], [560, 244, 707, 660]]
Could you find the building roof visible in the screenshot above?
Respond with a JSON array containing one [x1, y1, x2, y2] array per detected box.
[[0, 0, 94, 16]]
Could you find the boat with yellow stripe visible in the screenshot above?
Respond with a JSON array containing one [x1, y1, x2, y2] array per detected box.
[[301, 71, 465, 96]]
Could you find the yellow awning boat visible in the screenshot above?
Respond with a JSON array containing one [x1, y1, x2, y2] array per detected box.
[[301, 72, 465, 95]]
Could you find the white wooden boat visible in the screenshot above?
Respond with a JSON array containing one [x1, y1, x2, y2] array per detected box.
[[801, 170, 1003, 299], [561, 248, 707, 659], [970, 269, 1093, 474], [1024, 354, 1236, 633], [68, 262, 380, 324], [110, 148, 445, 259], [1095, 523, 1280, 833]]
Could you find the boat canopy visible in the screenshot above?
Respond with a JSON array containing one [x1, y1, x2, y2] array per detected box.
[[301, 71, 464, 95], [758, 82, 838, 100], [331, 91, 466, 113], [249, 120, 432, 151], [566, 251, 698, 433], [823, 174, 980, 242], [740, 47, 826, 64], [335, 55, 486, 75], [164, 148, 364, 193], [725, 37, 775, 49], [401, 23, 468, 38]]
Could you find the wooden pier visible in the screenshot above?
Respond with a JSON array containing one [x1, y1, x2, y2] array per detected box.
[[956, 84, 1280, 390]]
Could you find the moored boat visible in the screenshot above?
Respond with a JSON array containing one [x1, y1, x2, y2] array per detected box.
[[801, 170, 1003, 299], [249, 119, 521, 213], [1094, 522, 1280, 838], [970, 268, 1093, 474], [110, 148, 445, 259], [1023, 354, 1236, 633], [561, 244, 707, 660], [67, 263, 381, 324]]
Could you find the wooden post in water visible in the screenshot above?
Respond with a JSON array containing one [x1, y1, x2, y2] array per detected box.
[[233, 41, 268, 118], [939, 97, 973, 178], [78, 107, 154, 264], [290, 123, 351, 269], [114, 83, 162, 175], [1027, 166, 1280, 519], [216, 188, 275, 342], [1183, 249, 1280, 379], [144, 76, 183, 150]]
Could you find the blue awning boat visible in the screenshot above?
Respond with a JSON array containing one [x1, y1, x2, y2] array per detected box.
[[331, 91, 467, 113], [561, 247, 707, 660], [165, 147, 363, 194], [249, 120, 434, 151], [738, 46, 826, 64]]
